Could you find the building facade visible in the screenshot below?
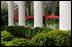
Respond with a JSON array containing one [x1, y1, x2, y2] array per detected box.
[[7, 1, 71, 30]]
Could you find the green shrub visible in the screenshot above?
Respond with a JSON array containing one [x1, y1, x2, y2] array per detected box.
[[25, 27, 34, 38], [5, 26, 35, 38], [1, 31, 14, 41], [5, 26, 25, 37], [1, 41, 7, 46], [1, 31, 14, 46], [32, 27, 41, 35], [5, 38, 31, 46], [1, 30, 31, 46], [1, 3, 8, 31], [1, 25, 8, 31], [25, 28, 31, 38], [31, 30, 71, 46], [37, 27, 52, 34], [5, 26, 53, 38], [46, 30, 71, 46], [1, 26, 5, 31], [1, 28, 71, 46], [27, 29, 33, 38]]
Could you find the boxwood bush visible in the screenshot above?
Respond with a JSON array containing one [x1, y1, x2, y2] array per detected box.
[[1, 31, 14, 46], [5, 26, 35, 38], [5, 26, 37, 38], [1, 31, 31, 46], [36, 27, 52, 34], [25, 28, 33, 38], [5, 26, 52, 38], [1, 31, 14, 41], [31, 30, 71, 46], [5, 26, 26, 37], [5, 38, 31, 46], [1, 29, 71, 46], [5, 26, 25, 35]]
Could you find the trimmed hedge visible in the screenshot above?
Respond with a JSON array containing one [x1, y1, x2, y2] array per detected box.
[[5, 38, 31, 46], [1, 29, 71, 46], [5, 26, 25, 35], [5, 26, 26, 37], [5, 26, 52, 38], [1, 31, 31, 46], [25, 28, 33, 38], [31, 30, 71, 46], [36, 27, 52, 34]]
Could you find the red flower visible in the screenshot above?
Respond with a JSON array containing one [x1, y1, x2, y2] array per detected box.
[[43, 14, 50, 18], [45, 15, 51, 20], [14, 15, 34, 20], [25, 15, 34, 20], [25, 17, 28, 19], [14, 15, 19, 20], [45, 15, 59, 20], [51, 15, 55, 18], [55, 15, 59, 19], [53, 16, 56, 18]]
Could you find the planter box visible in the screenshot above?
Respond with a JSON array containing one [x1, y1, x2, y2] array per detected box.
[[27, 23, 34, 27], [46, 24, 54, 29], [46, 23, 59, 30], [55, 23, 59, 30]]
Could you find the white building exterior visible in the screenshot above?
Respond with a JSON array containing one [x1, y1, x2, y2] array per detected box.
[[7, 1, 71, 30]]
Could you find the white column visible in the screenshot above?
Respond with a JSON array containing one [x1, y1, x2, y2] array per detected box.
[[18, 1, 26, 26], [34, 1, 43, 27], [59, 1, 71, 30], [8, 1, 14, 26]]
